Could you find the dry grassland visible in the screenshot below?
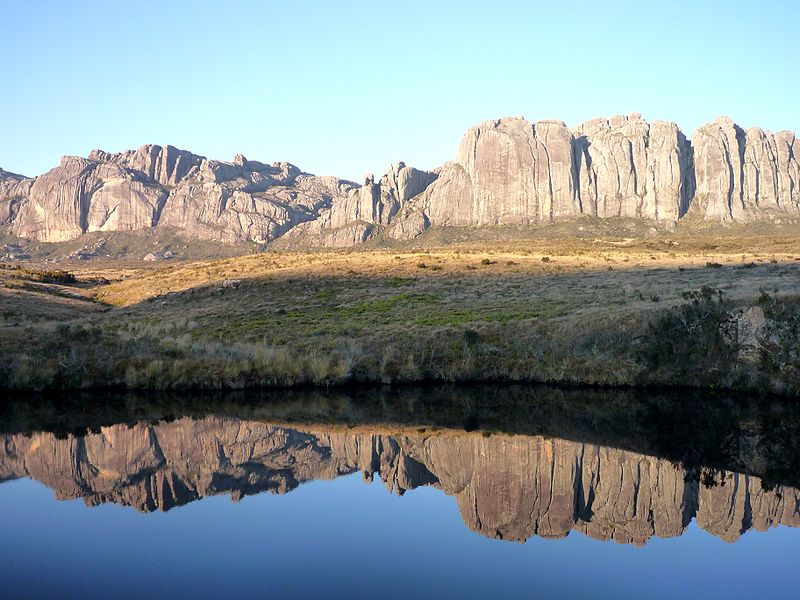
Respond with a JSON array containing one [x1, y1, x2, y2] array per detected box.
[[2, 228, 799, 393]]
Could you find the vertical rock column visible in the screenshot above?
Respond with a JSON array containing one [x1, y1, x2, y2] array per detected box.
[[572, 114, 693, 222]]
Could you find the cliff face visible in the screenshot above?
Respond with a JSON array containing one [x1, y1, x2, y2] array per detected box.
[[282, 162, 438, 247], [2, 115, 799, 247], [571, 115, 695, 221], [405, 115, 694, 228], [296, 114, 799, 244], [1, 417, 797, 545], [0, 146, 356, 244], [692, 117, 800, 220]]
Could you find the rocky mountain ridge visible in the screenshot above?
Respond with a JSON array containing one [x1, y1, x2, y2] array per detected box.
[[0, 145, 356, 246], [2, 114, 798, 248], [1, 416, 797, 545]]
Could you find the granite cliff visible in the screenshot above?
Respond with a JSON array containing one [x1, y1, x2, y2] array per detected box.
[[0, 145, 355, 245], [2, 417, 797, 545], [2, 114, 798, 248]]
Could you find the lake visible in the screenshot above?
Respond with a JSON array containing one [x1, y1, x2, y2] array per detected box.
[[1, 386, 798, 599]]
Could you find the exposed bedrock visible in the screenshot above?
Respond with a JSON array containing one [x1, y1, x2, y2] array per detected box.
[[0, 146, 356, 244], [1, 115, 798, 246], [300, 114, 798, 244], [408, 114, 696, 228], [282, 162, 438, 247], [692, 117, 800, 220]]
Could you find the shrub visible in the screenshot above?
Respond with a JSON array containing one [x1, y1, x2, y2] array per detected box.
[[34, 270, 76, 284], [463, 329, 481, 347], [638, 287, 735, 387]]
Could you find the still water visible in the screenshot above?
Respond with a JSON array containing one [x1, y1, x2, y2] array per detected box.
[[1, 386, 798, 599]]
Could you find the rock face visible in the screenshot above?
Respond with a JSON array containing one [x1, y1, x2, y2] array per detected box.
[[572, 114, 695, 221], [155, 156, 355, 245], [0, 146, 356, 244], [282, 163, 437, 247], [454, 117, 578, 224], [4, 157, 166, 242], [1, 417, 797, 545], [2, 114, 799, 248], [0, 169, 33, 228], [402, 114, 695, 232], [692, 117, 800, 220], [289, 114, 797, 245]]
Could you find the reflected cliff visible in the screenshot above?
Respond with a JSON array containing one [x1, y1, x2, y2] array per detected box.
[[1, 386, 799, 546]]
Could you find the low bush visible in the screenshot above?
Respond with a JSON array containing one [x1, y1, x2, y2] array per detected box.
[[638, 287, 736, 387], [33, 270, 77, 284]]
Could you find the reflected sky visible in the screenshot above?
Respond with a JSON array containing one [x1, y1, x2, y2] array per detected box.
[[1, 474, 797, 600]]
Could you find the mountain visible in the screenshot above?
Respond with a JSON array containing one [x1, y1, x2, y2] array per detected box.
[[0, 146, 356, 245], [2, 114, 799, 249], [1, 416, 798, 545]]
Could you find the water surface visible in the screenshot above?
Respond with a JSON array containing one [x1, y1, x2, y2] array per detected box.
[[1, 386, 798, 598]]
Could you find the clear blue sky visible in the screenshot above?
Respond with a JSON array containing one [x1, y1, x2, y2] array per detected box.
[[2, 0, 798, 181]]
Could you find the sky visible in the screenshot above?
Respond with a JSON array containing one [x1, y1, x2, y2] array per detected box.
[[2, 0, 798, 181]]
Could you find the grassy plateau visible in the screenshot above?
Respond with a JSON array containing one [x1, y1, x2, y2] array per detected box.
[[1, 220, 799, 394]]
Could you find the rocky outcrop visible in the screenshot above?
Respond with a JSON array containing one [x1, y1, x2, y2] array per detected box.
[[395, 114, 695, 234], [692, 117, 800, 220], [156, 156, 355, 245], [0, 169, 33, 227], [282, 163, 437, 247], [1, 417, 797, 545], [2, 114, 798, 248], [572, 114, 694, 221], [313, 114, 796, 243], [454, 117, 577, 224], [5, 157, 168, 242], [90, 144, 204, 187], [0, 147, 356, 245]]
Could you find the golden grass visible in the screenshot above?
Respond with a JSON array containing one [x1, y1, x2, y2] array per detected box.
[[92, 234, 800, 307], [2, 230, 799, 393]]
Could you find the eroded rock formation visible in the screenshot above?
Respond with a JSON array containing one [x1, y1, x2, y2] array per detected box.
[[0, 146, 356, 244], [283, 163, 437, 247], [1, 417, 797, 545], [571, 114, 695, 221], [2, 114, 799, 248], [692, 117, 800, 220], [297, 114, 798, 243]]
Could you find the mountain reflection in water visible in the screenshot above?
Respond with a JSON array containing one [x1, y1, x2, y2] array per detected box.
[[1, 386, 799, 547]]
